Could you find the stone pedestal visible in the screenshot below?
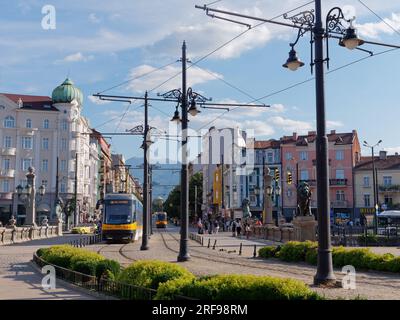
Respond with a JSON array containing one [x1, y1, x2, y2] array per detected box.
[[292, 215, 317, 241]]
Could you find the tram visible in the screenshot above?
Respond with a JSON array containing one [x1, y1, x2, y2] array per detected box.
[[155, 211, 168, 228], [102, 193, 143, 242]]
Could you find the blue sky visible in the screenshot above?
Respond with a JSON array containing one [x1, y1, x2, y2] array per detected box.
[[1, 0, 400, 161]]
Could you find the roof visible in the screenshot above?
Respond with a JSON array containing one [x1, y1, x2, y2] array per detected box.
[[354, 155, 400, 171], [1, 93, 59, 111], [52, 78, 83, 105], [280, 130, 357, 146], [252, 140, 281, 149]]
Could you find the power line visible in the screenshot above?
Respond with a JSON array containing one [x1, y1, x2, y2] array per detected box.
[[357, 0, 400, 38]]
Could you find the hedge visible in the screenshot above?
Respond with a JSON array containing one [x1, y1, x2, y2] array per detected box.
[[117, 260, 195, 290], [155, 274, 321, 300], [258, 241, 400, 273], [96, 259, 121, 280]]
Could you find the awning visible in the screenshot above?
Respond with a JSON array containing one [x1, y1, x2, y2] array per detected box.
[[37, 203, 51, 213]]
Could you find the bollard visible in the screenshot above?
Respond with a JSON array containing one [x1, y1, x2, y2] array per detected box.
[[253, 245, 257, 258], [207, 238, 211, 248], [80, 238, 83, 248], [212, 240, 217, 250], [239, 243, 242, 256], [201, 237, 204, 246]]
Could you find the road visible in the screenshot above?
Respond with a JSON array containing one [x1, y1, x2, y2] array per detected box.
[[0, 234, 99, 300]]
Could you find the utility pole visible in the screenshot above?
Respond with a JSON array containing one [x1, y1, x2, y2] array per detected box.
[[194, 185, 198, 221], [221, 154, 225, 219], [54, 157, 59, 220], [74, 153, 78, 227], [178, 41, 190, 262], [141, 92, 149, 250], [149, 165, 153, 236]]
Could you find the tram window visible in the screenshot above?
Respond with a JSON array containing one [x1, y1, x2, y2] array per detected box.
[[105, 201, 132, 224]]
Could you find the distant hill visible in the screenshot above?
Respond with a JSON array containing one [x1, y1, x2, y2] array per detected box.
[[126, 157, 181, 200]]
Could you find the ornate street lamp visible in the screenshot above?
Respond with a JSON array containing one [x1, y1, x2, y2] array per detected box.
[[283, 46, 305, 71]]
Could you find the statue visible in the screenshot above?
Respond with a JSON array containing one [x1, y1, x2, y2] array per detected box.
[[55, 197, 64, 223], [41, 216, 49, 226], [242, 198, 252, 218], [296, 182, 312, 216], [8, 215, 17, 227]]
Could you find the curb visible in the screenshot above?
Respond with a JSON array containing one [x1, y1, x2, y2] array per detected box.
[[29, 260, 118, 300]]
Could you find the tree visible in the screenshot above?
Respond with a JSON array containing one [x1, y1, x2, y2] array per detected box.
[[189, 172, 203, 221], [163, 186, 180, 219]]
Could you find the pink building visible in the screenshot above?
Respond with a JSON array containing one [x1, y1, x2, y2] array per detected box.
[[280, 130, 361, 221]]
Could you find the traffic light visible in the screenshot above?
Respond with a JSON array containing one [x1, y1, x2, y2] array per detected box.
[[287, 171, 293, 185], [274, 169, 280, 181]]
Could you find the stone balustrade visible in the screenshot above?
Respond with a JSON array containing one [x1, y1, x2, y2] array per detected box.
[[0, 224, 62, 245], [251, 224, 295, 243]]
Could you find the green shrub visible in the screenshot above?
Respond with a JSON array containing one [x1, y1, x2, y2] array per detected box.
[[37, 248, 47, 257], [155, 274, 321, 300], [387, 257, 400, 272], [304, 244, 318, 265], [96, 259, 121, 280], [258, 246, 279, 259], [278, 241, 316, 262], [117, 260, 194, 290], [72, 259, 98, 276], [39, 245, 104, 269]]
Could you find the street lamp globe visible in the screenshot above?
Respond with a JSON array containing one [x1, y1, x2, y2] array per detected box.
[[188, 99, 200, 116], [283, 47, 305, 71], [39, 184, 46, 196], [170, 107, 181, 123], [275, 186, 281, 196], [16, 184, 23, 196], [339, 27, 364, 50], [25, 184, 32, 195]]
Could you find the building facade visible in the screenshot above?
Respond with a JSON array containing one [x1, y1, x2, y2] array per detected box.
[[354, 151, 400, 221], [280, 130, 361, 221], [0, 78, 98, 226]]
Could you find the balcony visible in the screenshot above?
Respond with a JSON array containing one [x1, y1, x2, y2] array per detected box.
[[331, 200, 348, 208], [72, 132, 81, 138], [0, 169, 15, 178], [379, 185, 400, 192], [0, 192, 13, 200], [330, 179, 348, 186], [1, 147, 16, 156], [299, 179, 317, 186]]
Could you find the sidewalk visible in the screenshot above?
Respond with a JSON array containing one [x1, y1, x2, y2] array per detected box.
[[0, 234, 98, 300]]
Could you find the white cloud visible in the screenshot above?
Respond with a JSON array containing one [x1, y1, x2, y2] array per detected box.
[[384, 146, 400, 155], [89, 13, 101, 24], [126, 64, 222, 93], [62, 52, 94, 63], [327, 120, 344, 129], [356, 13, 400, 39], [268, 116, 313, 134]]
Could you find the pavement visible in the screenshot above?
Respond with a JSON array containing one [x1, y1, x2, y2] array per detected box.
[[0, 234, 99, 300]]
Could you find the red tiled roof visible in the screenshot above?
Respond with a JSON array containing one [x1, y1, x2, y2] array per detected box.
[[253, 140, 281, 149], [1, 93, 58, 111], [281, 131, 356, 146], [355, 155, 400, 170]]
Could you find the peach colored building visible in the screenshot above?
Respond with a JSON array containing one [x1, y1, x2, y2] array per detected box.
[[280, 130, 361, 222]]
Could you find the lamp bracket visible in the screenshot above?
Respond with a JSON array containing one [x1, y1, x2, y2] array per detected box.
[[126, 125, 144, 134], [283, 9, 315, 28], [326, 7, 349, 35]]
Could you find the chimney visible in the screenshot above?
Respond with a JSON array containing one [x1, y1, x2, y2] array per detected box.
[[292, 132, 297, 140], [330, 130, 336, 135], [396, 152, 399, 156], [379, 151, 387, 160], [308, 131, 316, 136]]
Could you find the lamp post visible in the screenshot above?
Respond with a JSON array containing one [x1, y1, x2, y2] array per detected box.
[[196, 0, 400, 287], [363, 140, 382, 235], [16, 167, 46, 226]]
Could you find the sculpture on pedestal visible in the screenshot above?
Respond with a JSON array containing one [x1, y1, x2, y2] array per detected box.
[[242, 198, 252, 219], [296, 181, 313, 216]]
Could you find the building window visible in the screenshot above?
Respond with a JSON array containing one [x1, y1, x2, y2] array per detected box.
[[43, 119, 49, 129], [61, 138, 67, 151], [60, 160, 67, 172], [336, 190, 345, 201], [286, 152, 292, 160], [61, 120, 68, 131], [336, 150, 344, 160], [26, 119, 32, 128], [299, 151, 308, 161], [21, 159, 32, 171], [335, 169, 345, 179], [3, 136, 12, 148], [2, 159, 10, 170], [42, 138, 49, 150], [21, 137, 33, 149], [364, 194, 371, 207], [384, 195, 393, 206], [4, 116, 15, 128], [2, 180, 10, 192], [267, 152, 273, 163], [60, 183, 66, 193], [383, 176, 392, 186], [41, 159, 48, 172], [300, 170, 309, 181], [363, 176, 370, 187]]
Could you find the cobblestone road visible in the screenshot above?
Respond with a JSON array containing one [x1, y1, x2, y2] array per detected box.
[[0, 234, 98, 300], [87, 226, 400, 300]]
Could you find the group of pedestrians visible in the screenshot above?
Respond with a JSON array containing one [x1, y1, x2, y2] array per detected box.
[[197, 218, 221, 234], [230, 218, 252, 239]]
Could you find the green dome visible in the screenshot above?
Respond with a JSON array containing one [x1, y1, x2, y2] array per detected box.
[[52, 78, 83, 105]]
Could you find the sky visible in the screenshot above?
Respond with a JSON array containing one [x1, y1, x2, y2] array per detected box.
[[1, 0, 400, 162]]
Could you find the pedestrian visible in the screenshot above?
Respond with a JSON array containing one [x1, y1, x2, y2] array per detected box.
[[197, 218, 203, 234], [231, 219, 237, 237], [204, 220, 208, 233], [214, 220, 220, 234], [236, 219, 242, 237], [245, 223, 251, 239]]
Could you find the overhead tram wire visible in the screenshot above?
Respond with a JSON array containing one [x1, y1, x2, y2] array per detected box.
[[197, 46, 400, 131]]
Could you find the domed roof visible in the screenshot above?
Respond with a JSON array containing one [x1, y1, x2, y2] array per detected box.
[[52, 78, 83, 105]]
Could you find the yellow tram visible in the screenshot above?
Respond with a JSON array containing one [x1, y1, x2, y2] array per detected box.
[[155, 211, 168, 228]]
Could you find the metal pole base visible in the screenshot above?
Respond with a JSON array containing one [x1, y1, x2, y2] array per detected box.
[[177, 254, 190, 262], [140, 244, 149, 251], [313, 276, 341, 288]]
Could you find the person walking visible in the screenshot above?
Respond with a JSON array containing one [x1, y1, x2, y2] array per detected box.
[[231, 219, 237, 237], [245, 223, 251, 239], [236, 219, 242, 238], [214, 220, 220, 234]]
